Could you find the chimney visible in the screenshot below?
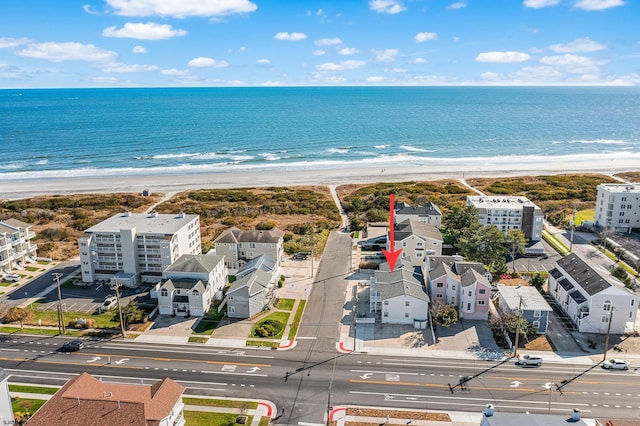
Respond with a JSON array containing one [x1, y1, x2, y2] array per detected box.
[[571, 408, 581, 421], [484, 404, 494, 417]]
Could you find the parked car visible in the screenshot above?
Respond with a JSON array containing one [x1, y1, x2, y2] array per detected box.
[[516, 354, 543, 366], [3, 274, 21, 282], [601, 359, 629, 370], [99, 297, 118, 313], [59, 340, 84, 352]]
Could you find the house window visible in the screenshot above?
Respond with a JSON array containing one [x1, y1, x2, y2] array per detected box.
[[229, 306, 235, 313], [479, 289, 486, 294], [437, 283, 443, 288], [405, 301, 410, 307], [402, 242, 407, 247], [603, 300, 611, 311], [161, 289, 168, 297], [383, 300, 389, 306], [632, 300, 635, 306], [467, 303, 471, 310], [192, 290, 199, 296], [383, 311, 389, 317], [436, 294, 443, 299], [602, 315, 610, 323], [532, 321, 540, 329], [452, 285, 456, 290], [228, 296, 233, 300], [533, 310, 541, 317], [468, 291, 472, 297], [405, 312, 410, 318], [478, 300, 485, 305], [249, 243, 256, 249]]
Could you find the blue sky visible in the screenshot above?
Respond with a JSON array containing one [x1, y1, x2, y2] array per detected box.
[[0, 0, 638, 88]]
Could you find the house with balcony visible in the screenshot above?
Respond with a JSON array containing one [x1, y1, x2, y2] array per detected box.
[[213, 227, 284, 272], [25, 372, 185, 426], [0, 218, 37, 273], [594, 183, 640, 233], [369, 260, 429, 326], [388, 218, 443, 269], [156, 254, 226, 317], [394, 201, 442, 228], [78, 211, 201, 287], [426, 255, 491, 320], [549, 253, 638, 334], [496, 284, 552, 334], [221, 254, 279, 319]]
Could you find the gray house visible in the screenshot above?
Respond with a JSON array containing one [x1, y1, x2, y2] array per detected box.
[[497, 284, 552, 334], [394, 201, 442, 228], [222, 254, 279, 319]]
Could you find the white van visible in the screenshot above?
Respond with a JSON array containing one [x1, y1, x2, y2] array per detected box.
[[4, 274, 21, 282], [517, 354, 543, 366]]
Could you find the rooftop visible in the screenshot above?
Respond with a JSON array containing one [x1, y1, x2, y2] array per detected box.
[[498, 284, 553, 312], [84, 212, 198, 235], [467, 195, 540, 209]]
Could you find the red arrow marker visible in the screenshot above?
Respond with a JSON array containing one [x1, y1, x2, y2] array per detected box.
[[382, 194, 403, 272]]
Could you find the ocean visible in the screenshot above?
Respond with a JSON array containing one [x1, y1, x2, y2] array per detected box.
[[2, 86, 640, 180]]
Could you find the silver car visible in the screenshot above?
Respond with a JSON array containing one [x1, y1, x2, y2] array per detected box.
[[601, 359, 629, 370]]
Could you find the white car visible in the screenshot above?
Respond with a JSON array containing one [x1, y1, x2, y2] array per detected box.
[[601, 359, 629, 370], [516, 354, 543, 366], [99, 298, 118, 313], [4, 274, 21, 282]]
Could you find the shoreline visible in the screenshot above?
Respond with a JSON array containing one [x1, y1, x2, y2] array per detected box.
[[2, 159, 639, 200]]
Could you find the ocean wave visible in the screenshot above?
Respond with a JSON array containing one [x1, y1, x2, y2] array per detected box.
[[374, 144, 390, 149], [259, 152, 281, 161], [400, 145, 437, 153], [326, 148, 350, 154], [553, 139, 630, 145]]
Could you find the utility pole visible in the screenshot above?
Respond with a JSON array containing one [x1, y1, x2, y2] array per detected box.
[[569, 204, 576, 252], [52, 273, 65, 334], [603, 307, 614, 362], [113, 278, 127, 338], [513, 292, 524, 358]]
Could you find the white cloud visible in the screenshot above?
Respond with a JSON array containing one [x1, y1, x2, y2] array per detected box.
[[317, 9, 323, 16], [18, 42, 117, 62], [160, 68, 190, 76], [312, 50, 326, 56], [274, 32, 307, 41], [316, 60, 366, 71], [102, 22, 187, 40], [373, 48, 399, 62], [93, 76, 120, 84], [261, 81, 283, 86], [388, 67, 407, 72], [103, 63, 158, 72], [549, 37, 606, 53], [133, 45, 146, 53], [448, 2, 467, 9], [188, 57, 229, 67], [0, 37, 31, 48], [367, 76, 385, 82], [105, 0, 257, 18], [573, 0, 625, 10], [338, 47, 359, 55], [480, 71, 503, 81], [539, 54, 607, 74], [475, 51, 531, 63], [256, 58, 270, 64], [410, 57, 426, 64], [83, 4, 99, 15], [239, 46, 247, 52], [415, 32, 438, 43], [315, 37, 342, 46], [523, 0, 561, 8], [609, 73, 640, 86], [369, 0, 407, 14]]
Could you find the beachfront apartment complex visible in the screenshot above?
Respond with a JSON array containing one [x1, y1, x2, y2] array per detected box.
[[594, 183, 640, 233], [79, 212, 201, 286], [0, 218, 37, 273], [466, 196, 544, 242]]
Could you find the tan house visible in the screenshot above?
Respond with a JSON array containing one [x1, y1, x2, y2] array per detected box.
[[25, 372, 185, 426], [213, 227, 284, 272]]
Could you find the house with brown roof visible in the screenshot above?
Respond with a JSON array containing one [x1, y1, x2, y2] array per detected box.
[[25, 372, 185, 426], [213, 227, 284, 271]]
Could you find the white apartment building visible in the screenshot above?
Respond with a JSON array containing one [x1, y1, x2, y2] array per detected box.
[[79, 211, 201, 286], [594, 183, 640, 233], [0, 218, 38, 273], [467, 196, 544, 242]]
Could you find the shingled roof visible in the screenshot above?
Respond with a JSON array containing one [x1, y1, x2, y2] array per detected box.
[[556, 253, 612, 296], [164, 254, 224, 274], [393, 219, 442, 242], [214, 227, 284, 244], [395, 201, 442, 217], [25, 372, 184, 426]]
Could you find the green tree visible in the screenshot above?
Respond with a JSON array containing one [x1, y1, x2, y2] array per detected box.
[[115, 300, 146, 326], [491, 257, 508, 276], [530, 273, 545, 291], [611, 266, 633, 289], [442, 205, 480, 248], [458, 225, 506, 266], [2, 306, 33, 329], [431, 301, 458, 326], [505, 229, 527, 272]]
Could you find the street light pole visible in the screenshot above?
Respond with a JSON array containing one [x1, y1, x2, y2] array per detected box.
[[513, 294, 523, 358], [113, 278, 127, 338], [603, 307, 613, 362], [52, 273, 65, 334]]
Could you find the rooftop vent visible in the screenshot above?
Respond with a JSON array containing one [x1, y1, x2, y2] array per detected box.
[[149, 211, 158, 218], [123, 211, 132, 217]]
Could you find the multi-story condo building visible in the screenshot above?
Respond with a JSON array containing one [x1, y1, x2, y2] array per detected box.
[[0, 218, 37, 272], [594, 183, 640, 233], [467, 196, 544, 242], [79, 211, 201, 286], [213, 227, 284, 272]]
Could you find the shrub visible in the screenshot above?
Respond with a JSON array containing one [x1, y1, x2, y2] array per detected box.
[[253, 319, 284, 337]]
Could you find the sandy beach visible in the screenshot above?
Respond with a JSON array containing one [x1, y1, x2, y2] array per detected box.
[[1, 156, 639, 200]]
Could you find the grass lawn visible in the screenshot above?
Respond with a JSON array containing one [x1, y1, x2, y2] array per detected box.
[[183, 397, 257, 409], [250, 311, 290, 339], [184, 411, 253, 425], [29, 309, 119, 329], [287, 300, 306, 340], [275, 298, 295, 311], [25, 266, 41, 272], [9, 384, 59, 395], [12, 397, 47, 415], [572, 208, 594, 225], [246, 340, 279, 348], [188, 336, 209, 343], [0, 326, 81, 336]]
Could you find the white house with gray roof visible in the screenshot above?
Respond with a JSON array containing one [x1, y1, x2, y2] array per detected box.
[[222, 254, 279, 319], [549, 253, 638, 334], [388, 218, 443, 269], [370, 261, 429, 325], [157, 254, 226, 317], [213, 227, 284, 272], [78, 211, 201, 286], [394, 201, 442, 228], [497, 284, 552, 334]]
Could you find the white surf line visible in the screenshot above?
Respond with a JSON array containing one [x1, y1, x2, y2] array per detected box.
[[350, 390, 591, 407]]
